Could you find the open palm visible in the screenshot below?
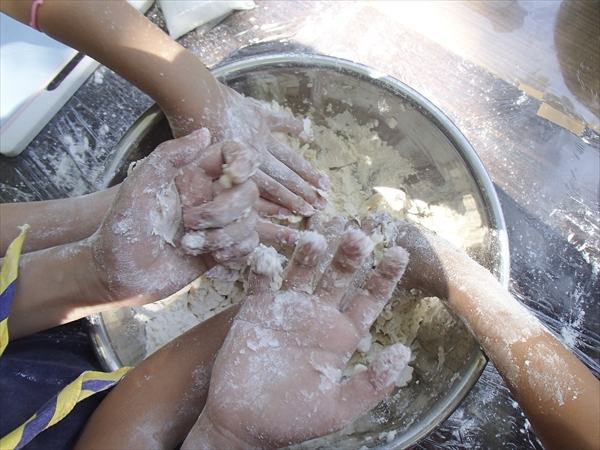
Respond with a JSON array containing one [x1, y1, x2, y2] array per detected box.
[[184, 228, 411, 449]]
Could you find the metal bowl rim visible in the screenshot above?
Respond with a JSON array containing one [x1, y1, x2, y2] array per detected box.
[[89, 53, 510, 449]]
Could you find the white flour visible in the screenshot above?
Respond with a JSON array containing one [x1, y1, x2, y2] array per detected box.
[[131, 101, 488, 441], [134, 99, 485, 353]]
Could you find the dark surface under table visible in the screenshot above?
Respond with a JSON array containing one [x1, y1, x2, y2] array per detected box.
[[1, 1, 598, 448]]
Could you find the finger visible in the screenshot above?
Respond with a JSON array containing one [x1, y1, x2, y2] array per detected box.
[[157, 128, 212, 169], [254, 198, 293, 218], [260, 152, 327, 210], [362, 214, 399, 250], [262, 109, 304, 135], [267, 137, 330, 192], [306, 213, 345, 238], [337, 219, 378, 311], [202, 263, 240, 281], [256, 219, 299, 246], [313, 229, 375, 307], [335, 343, 411, 422], [175, 166, 212, 209], [361, 215, 381, 235], [247, 245, 283, 296], [306, 211, 324, 232], [175, 139, 230, 209], [180, 140, 258, 187], [339, 249, 373, 312], [181, 210, 258, 255], [345, 246, 409, 336], [128, 128, 211, 193], [189, 139, 227, 179], [309, 214, 346, 276], [219, 141, 261, 187], [344, 218, 361, 231], [213, 231, 259, 263], [183, 180, 258, 230], [281, 231, 328, 292], [252, 170, 315, 217]]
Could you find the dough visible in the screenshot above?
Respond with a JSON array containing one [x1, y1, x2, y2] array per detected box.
[[131, 100, 484, 444]]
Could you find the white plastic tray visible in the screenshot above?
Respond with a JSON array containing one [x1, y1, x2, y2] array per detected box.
[[0, 0, 154, 157]]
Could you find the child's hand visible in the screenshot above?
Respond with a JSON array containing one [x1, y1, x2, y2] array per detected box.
[[91, 129, 259, 307], [183, 228, 411, 449], [391, 220, 463, 299], [169, 83, 330, 220]]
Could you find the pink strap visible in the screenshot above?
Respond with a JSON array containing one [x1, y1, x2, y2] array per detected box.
[[29, 0, 44, 32]]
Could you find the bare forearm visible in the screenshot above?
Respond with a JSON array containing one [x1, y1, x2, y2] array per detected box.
[[76, 304, 240, 449], [504, 333, 600, 450], [395, 224, 599, 449], [0, 187, 118, 256], [1, 0, 179, 79], [445, 257, 599, 450], [8, 240, 109, 339]]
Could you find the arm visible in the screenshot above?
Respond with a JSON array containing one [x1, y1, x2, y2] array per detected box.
[[184, 228, 411, 449], [0, 186, 118, 257], [6, 130, 259, 339], [75, 303, 241, 449], [395, 223, 600, 450], [74, 222, 408, 449], [1, 0, 330, 219], [75, 224, 410, 449], [1, 0, 218, 130]]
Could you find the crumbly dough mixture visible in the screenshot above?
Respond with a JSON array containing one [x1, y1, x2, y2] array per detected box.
[[132, 101, 485, 399]]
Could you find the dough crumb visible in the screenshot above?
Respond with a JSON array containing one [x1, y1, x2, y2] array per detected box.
[[249, 244, 283, 278]]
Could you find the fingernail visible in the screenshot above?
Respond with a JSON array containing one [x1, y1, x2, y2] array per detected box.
[[181, 232, 206, 256], [296, 231, 327, 265], [341, 229, 374, 260], [297, 203, 316, 216], [319, 176, 331, 191], [377, 247, 410, 279], [214, 248, 231, 261], [185, 128, 211, 146], [314, 197, 328, 210], [250, 245, 283, 277], [287, 230, 300, 246]]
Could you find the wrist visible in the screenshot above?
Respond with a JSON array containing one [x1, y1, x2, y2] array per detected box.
[[182, 412, 258, 450], [159, 52, 224, 138]]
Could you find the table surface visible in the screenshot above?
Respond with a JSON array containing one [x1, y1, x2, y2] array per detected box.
[[1, 1, 598, 448]]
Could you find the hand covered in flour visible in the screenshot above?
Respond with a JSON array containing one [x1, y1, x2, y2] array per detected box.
[[91, 129, 259, 306], [349, 215, 462, 300], [168, 82, 330, 221], [182, 229, 411, 449], [387, 220, 600, 450]]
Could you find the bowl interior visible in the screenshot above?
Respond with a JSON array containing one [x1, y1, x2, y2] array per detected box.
[[89, 55, 509, 449]]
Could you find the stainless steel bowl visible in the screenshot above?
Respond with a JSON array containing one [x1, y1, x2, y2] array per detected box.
[[89, 54, 509, 449]]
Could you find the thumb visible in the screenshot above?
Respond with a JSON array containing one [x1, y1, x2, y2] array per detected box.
[[151, 128, 212, 171], [125, 128, 211, 194], [337, 343, 411, 419], [219, 141, 261, 187]]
